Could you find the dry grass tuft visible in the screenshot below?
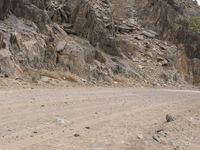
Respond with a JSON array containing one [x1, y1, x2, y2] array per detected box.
[[24, 69, 79, 83]]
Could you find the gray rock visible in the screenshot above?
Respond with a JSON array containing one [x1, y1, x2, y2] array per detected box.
[[0, 0, 198, 86], [166, 114, 176, 123], [142, 31, 157, 38], [0, 0, 11, 20], [56, 40, 66, 52]]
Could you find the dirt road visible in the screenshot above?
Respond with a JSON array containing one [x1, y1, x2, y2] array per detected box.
[[0, 87, 199, 150]]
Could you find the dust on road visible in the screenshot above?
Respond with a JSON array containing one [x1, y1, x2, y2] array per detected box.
[[0, 88, 199, 150]]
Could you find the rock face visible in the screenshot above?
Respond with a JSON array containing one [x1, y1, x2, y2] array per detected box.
[[111, 0, 200, 85], [137, 0, 200, 84], [0, 0, 11, 19], [0, 0, 199, 86]]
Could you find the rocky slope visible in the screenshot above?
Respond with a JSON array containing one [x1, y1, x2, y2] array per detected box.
[[0, 0, 199, 87]]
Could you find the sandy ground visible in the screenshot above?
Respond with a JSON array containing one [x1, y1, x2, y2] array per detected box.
[[0, 87, 199, 150]]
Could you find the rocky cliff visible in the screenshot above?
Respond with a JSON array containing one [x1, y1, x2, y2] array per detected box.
[[0, 0, 199, 86]]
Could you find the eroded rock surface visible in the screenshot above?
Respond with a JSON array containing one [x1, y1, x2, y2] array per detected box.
[[0, 0, 199, 86]]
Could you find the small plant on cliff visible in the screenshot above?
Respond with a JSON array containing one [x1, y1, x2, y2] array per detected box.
[[188, 16, 200, 36]]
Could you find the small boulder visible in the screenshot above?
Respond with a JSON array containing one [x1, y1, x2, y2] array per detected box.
[[137, 133, 143, 139], [166, 114, 176, 123]]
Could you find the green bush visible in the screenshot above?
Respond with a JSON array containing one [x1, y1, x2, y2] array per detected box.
[[188, 16, 200, 36]]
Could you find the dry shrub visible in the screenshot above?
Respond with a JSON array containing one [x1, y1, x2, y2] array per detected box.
[[57, 71, 78, 82], [25, 69, 79, 83], [24, 70, 40, 83], [39, 70, 60, 79]]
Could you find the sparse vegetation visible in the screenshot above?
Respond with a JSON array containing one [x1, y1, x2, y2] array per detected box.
[[24, 69, 79, 83], [188, 16, 200, 36], [25, 71, 40, 83], [57, 71, 79, 82], [40, 70, 60, 79], [40, 70, 78, 83]]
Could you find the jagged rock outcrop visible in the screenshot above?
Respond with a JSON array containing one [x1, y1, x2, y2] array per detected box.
[[0, 0, 198, 86], [138, 0, 200, 85], [110, 0, 200, 85]]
